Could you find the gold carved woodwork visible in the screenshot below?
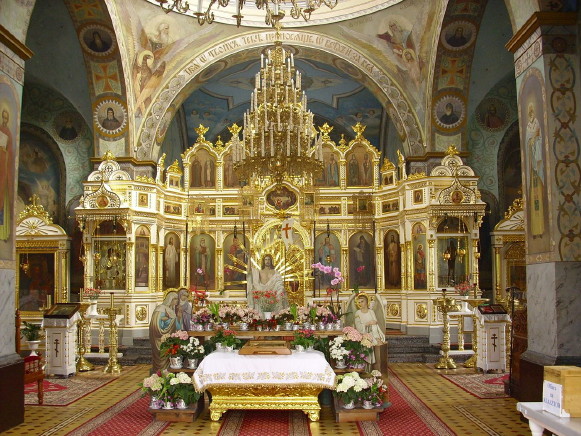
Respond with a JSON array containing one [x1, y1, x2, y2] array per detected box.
[[415, 303, 428, 320], [388, 303, 400, 317], [136, 305, 148, 322]]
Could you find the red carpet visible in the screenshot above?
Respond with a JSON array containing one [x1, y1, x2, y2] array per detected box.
[[358, 370, 455, 436], [440, 373, 509, 399], [65, 389, 169, 436], [218, 410, 311, 436], [25, 375, 116, 406]]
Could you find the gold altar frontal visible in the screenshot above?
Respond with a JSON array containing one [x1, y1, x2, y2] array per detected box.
[[208, 384, 323, 421]]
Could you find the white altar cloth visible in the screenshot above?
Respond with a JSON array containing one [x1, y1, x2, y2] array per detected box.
[[193, 350, 335, 391]]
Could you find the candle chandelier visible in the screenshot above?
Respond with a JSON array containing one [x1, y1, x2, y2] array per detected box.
[[230, 26, 324, 185], [155, 0, 339, 27]]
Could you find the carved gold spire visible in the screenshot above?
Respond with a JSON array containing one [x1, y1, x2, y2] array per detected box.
[[446, 145, 460, 157], [318, 123, 334, 141], [18, 194, 52, 223], [102, 150, 116, 161], [167, 159, 183, 175], [505, 196, 524, 219], [381, 157, 395, 172], [352, 122, 366, 139], [195, 124, 209, 140], [228, 123, 242, 136]]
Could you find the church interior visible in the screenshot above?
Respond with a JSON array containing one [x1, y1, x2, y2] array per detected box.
[[1, 0, 580, 434]]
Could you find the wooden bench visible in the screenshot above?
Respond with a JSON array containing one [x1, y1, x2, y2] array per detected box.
[[24, 355, 44, 405]]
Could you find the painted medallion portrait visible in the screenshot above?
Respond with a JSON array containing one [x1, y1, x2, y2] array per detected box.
[[441, 21, 476, 51], [266, 185, 297, 211], [434, 94, 465, 130], [79, 24, 116, 56], [54, 111, 83, 142], [476, 98, 509, 132], [94, 98, 128, 137]]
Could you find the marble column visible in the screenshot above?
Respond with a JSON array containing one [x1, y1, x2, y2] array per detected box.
[[507, 12, 581, 401]]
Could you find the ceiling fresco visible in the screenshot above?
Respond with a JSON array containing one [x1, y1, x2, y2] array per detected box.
[[182, 57, 385, 147]]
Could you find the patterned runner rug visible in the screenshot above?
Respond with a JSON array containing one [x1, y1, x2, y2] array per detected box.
[[440, 373, 509, 399], [25, 373, 117, 406], [217, 410, 311, 436], [64, 389, 168, 436], [358, 370, 456, 436]]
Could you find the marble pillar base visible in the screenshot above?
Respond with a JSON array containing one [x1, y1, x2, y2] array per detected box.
[[517, 350, 581, 402], [0, 354, 24, 432]]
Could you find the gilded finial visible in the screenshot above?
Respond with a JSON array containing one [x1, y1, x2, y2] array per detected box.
[[381, 157, 395, 172], [195, 124, 209, 139], [446, 145, 460, 156], [228, 123, 242, 137], [352, 122, 366, 138], [102, 150, 116, 161], [158, 153, 166, 167], [318, 123, 334, 140], [397, 149, 405, 165], [338, 134, 347, 149], [215, 135, 224, 150], [167, 159, 183, 175]]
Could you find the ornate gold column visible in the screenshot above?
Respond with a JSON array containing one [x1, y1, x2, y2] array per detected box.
[[126, 241, 134, 293], [400, 242, 406, 290], [216, 248, 223, 290], [427, 238, 436, 292], [150, 243, 158, 291], [494, 246, 502, 303], [157, 246, 164, 292], [472, 239, 480, 290], [405, 241, 412, 290]]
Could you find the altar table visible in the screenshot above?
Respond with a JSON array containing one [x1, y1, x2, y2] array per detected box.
[[517, 402, 581, 436], [193, 349, 336, 421]]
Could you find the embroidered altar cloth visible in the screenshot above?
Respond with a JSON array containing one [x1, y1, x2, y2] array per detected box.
[[193, 350, 335, 391]]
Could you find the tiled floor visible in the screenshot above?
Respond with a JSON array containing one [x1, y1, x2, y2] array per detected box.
[[6, 363, 531, 435]]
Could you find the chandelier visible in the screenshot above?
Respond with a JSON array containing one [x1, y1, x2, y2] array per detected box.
[[230, 26, 323, 185], [155, 0, 338, 27]]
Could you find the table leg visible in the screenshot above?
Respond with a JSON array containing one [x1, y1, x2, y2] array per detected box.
[[306, 409, 320, 421], [210, 408, 225, 421], [528, 419, 545, 436], [38, 379, 44, 405]]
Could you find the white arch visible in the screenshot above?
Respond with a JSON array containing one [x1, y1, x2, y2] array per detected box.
[[135, 29, 425, 161]]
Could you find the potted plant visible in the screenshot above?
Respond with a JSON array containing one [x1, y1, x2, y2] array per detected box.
[[180, 336, 205, 369], [339, 326, 375, 369], [329, 335, 350, 368], [160, 330, 189, 368], [140, 372, 164, 409], [364, 369, 389, 408], [22, 321, 42, 356], [334, 371, 368, 409], [168, 371, 201, 409], [212, 328, 242, 351], [273, 308, 294, 329], [252, 290, 279, 319], [191, 307, 213, 330], [291, 329, 315, 352]]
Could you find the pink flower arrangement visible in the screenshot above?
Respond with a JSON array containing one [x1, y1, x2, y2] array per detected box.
[[312, 262, 344, 288]]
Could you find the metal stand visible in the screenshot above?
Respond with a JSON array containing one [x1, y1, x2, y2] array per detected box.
[[103, 293, 122, 374], [433, 290, 459, 369], [76, 302, 94, 372]]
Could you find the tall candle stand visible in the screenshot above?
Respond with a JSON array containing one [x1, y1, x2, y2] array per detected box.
[[103, 293, 122, 374], [463, 297, 489, 369], [76, 302, 94, 372], [433, 289, 460, 369]]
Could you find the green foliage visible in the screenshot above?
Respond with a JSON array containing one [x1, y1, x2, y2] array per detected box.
[[22, 321, 41, 341]]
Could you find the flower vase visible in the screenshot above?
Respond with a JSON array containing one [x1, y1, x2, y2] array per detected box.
[[169, 356, 183, 369], [86, 300, 99, 317], [175, 399, 188, 409], [27, 340, 41, 357], [149, 396, 161, 409], [335, 359, 346, 369], [334, 319, 343, 330], [362, 400, 374, 409], [225, 345, 234, 353], [204, 323, 213, 331], [239, 322, 249, 331], [187, 358, 199, 369], [343, 400, 355, 409], [263, 311, 272, 320], [317, 322, 325, 330], [194, 324, 204, 331], [215, 343, 224, 351], [284, 322, 293, 331], [295, 345, 305, 353], [162, 400, 174, 409], [457, 296, 469, 312]]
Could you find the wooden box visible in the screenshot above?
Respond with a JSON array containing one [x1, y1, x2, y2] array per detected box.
[[149, 396, 204, 422], [332, 393, 388, 422], [238, 340, 291, 355], [544, 366, 581, 417]]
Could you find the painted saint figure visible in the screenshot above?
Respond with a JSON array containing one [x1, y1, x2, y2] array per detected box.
[[414, 243, 426, 288], [326, 153, 339, 186], [352, 234, 371, 286], [175, 288, 192, 331], [348, 155, 359, 185], [386, 234, 401, 287], [101, 107, 122, 131], [0, 108, 13, 242], [164, 236, 179, 288], [526, 103, 545, 238]]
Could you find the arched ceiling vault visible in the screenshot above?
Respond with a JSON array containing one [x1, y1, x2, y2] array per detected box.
[[133, 29, 426, 162]]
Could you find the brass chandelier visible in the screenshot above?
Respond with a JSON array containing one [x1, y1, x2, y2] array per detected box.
[[230, 27, 324, 185], [155, 0, 339, 27]]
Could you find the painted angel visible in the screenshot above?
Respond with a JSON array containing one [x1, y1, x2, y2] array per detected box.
[[345, 292, 386, 371]]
